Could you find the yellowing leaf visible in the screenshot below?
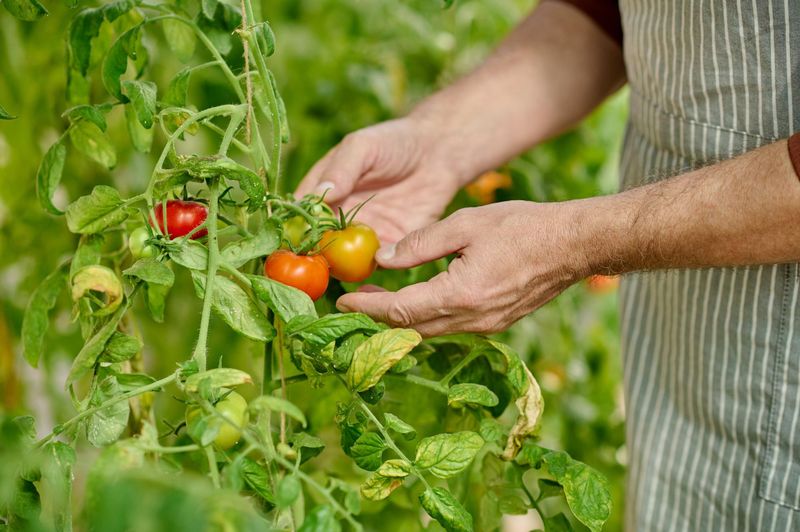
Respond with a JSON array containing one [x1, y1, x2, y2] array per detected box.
[[346, 329, 421, 392], [502, 363, 544, 460]]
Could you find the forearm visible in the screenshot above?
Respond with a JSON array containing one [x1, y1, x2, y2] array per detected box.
[[411, 1, 625, 184], [579, 140, 800, 275]]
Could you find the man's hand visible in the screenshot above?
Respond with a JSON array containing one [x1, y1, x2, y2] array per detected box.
[[296, 118, 464, 243], [335, 201, 592, 337]]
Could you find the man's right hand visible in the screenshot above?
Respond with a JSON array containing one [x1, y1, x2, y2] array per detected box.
[[295, 117, 463, 244]]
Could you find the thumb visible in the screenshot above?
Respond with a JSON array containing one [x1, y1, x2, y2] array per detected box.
[[376, 215, 469, 269]]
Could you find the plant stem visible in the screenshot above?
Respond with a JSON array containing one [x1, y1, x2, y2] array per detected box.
[[440, 346, 481, 386], [205, 446, 221, 488], [275, 319, 288, 444], [242, 0, 282, 191], [355, 399, 433, 491], [35, 372, 178, 448], [192, 179, 222, 371], [384, 373, 448, 395]]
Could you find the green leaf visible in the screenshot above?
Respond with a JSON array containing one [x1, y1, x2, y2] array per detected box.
[[67, 304, 127, 385], [250, 275, 317, 323], [478, 418, 504, 445], [298, 505, 340, 532], [102, 24, 143, 101], [184, 368, 252, 392], [414, 431, 484, 479], [360, 473, 403, 502], [86, 376, 130, 447], [36, 140, 67, 215], [0, 102, 15, 119], [42, 441, 76, 531], [485, 339, 528, 396], [517, 444, 611, 532], [289, 432, 324, 464], [63, 104, 109, 132], [349, 431, 385, 471], [124, 259, 174, 322], [191, 271, 274, 342], [447, 383, 499, 409], [2, 0, 48, 21], [144, 282, 170, 322], [69, 120, 117, 169], [101, 332, 142, 363], [419, 487, 473, 532], [248, 395, 307, 428], [66, 186, 128, 234], [87, 376, 130, 447], [332, 332, 366, 371], [162, 18, 195, 63], [122, 80, 157, 129], [255, 21, 275, 56], [125, 101, 153, 153], [239, 458, 275, 504], [201, 0, 217, 19], [220, 223, 280, 268], [67, 7, 104, 76], [102, 0, 137, 22], [542, 513, 574, 532], [275, 475, 301, 509], [538, 478, 564, 501], [346, 328, 421, 392], [114, 373, 157, 391], [287, 313, 381, 352], [163, 68, 191, 107], [123, 259, 175, 287], [170, 240, 208, 269], [384, 413, 416, 440], [22, 265, 67, 367], [173, 156, 265, 206]]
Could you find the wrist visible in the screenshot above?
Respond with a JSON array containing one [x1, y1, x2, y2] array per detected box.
[[569, 192, 642, 277]]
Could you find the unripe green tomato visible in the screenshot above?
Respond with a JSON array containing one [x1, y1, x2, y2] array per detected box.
[[128, 226, 156, 259], [186, 391, 248, 450], [282, 216, 310, 249]]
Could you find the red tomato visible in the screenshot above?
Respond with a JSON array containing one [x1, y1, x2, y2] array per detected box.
[[264, 250, 329, 301], [151, 200, 208, 239], [319, 223, 380, 283]]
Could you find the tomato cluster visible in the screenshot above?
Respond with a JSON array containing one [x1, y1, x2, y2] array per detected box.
[[128, 196, 380, 303], [263, 218, 380, 301]]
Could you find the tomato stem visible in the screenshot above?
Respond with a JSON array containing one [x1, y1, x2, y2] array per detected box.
[[191, 179, 222, 371]]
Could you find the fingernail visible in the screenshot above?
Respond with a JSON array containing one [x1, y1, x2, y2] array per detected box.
[[376, 243, 396, 262], [315, 181, 335, 195], [336, 300, 352, 313]]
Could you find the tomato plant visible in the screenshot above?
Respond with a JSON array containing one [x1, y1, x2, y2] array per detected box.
[[0, 0, 617, 531], [264, 250, 329, 301]]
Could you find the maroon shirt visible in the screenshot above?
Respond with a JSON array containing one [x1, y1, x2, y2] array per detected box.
[[546, 0, 800, 177]]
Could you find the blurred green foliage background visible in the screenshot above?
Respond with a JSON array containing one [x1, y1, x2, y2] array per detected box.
[[0, 0, 627, 529]]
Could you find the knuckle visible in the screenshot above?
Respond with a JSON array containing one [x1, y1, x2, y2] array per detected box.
[[401, 230, 427, 260], [386, 301, 414, 328]]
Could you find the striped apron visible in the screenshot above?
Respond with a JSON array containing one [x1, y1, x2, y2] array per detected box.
[[617, 2, 800, 531]]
